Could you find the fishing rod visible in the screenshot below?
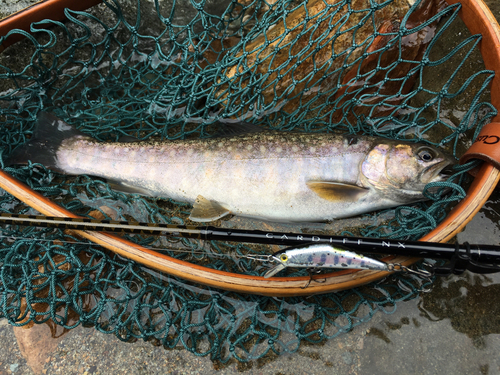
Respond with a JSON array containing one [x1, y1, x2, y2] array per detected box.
[[1, 212, 500, 270]]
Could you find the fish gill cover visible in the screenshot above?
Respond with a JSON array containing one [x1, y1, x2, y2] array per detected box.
[[0, 0, 496, 363]]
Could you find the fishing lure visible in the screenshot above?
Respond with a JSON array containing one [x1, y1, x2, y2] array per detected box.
[[263, 243, 390, 278]]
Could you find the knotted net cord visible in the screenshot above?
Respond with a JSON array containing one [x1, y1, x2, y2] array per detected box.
[[0, 0, 496, 362]]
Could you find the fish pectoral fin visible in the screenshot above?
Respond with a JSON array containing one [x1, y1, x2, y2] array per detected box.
[[189, 195, 231, 222], [264, 264, 286, 278], [107, 181, 155, 196], [307, 181, 369, 202]]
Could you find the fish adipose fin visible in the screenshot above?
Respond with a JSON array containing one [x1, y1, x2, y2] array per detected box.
[[5, 112, 88, 172], [189, 195, 231, 222], [307, 181, 369, 202]]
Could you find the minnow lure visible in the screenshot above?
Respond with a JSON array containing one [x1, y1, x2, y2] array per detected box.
[[263, 243, 390, 278]]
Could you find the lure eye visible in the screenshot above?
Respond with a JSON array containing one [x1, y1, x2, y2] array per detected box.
[[280, 254, 288, 262], [418, 148, 434, 162]]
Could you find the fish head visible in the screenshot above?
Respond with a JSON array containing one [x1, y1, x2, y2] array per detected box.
[[361, 141, 455, 203]]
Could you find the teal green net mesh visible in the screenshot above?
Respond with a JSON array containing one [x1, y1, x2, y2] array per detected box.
[[0, 0, 497, 363]]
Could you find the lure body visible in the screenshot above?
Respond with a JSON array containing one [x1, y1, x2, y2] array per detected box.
[[264, 243, 389, 278]]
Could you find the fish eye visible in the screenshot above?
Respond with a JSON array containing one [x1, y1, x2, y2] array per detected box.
[[280, 254, 288, 262], [417, 148, 434, 162]]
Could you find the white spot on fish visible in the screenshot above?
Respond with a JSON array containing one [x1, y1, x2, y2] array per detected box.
[[310, 147, 316, 153], [276, 147, 282, 153], [187, 149, 194, 156], [292, 145, 299, 152], [170, 150, 176, 157], [218, 142, 223, 148], [246, 145, 253, 150], [260, 146, 266, 153]]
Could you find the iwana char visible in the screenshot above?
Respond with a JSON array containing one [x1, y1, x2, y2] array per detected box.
[[7, 112, 454, 222]]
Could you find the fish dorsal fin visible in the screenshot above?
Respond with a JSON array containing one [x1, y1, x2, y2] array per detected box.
[[307, 181, 369, 202], [189, 195, 231, 222], [212, 121, 263, 138]]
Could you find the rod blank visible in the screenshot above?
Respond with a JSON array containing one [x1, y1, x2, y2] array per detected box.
[[1, 212, 500, 264]]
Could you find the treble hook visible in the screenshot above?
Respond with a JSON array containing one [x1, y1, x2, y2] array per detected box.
[[301, 268, 327, 289], [387, 263, 433, 279]]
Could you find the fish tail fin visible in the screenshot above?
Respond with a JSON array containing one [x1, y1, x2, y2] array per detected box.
[[5, 112, 88, 172]]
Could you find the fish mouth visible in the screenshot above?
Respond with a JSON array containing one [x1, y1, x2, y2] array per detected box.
[[438, 164, 456, 179], [425, 158, 456, 183]]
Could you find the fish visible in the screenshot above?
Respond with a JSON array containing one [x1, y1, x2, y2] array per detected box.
[[264, 243, 389, 278], [6, 112, 454, 223]]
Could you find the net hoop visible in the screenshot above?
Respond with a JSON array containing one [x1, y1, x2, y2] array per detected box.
[[0, 0, 498, 296]]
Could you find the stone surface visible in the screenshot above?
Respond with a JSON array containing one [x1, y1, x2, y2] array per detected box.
[[13, 325, 69, 375]]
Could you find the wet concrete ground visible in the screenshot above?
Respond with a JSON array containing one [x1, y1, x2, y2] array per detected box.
[[1, 0, 500, 374]]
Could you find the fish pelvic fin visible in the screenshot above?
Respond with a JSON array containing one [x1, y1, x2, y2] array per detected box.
[[5, 112, 89, 172], [189, 195, 231, 222], [307, 181, 369, 202]]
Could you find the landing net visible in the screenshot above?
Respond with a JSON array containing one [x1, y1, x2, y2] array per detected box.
[[0, 0, 496, 362]]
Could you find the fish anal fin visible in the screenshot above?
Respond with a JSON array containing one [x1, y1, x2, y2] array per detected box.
[[189, 195, 231, 222], [307, 181, 369, 202]]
